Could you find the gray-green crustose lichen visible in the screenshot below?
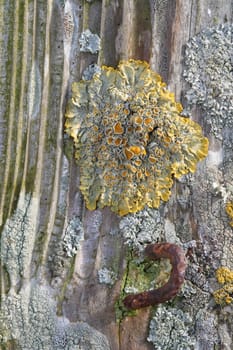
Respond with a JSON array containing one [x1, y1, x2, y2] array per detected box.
[[1, 191, 38, 288], [82, 64, 101, 81], [79, 29, 101, 54], [0, 190, 110, 349], [65, 59, 208, 216], [98, 267, 117, 286], [147, 306, 195, 349], [0, 283, 110, 350], [63, 216, 84, 257], [0, 285, 56, 348], [183, 24, 233, 139], [119, 206, 164, 251], [54, 319, 110, 350], [195, 309, 219, 349]]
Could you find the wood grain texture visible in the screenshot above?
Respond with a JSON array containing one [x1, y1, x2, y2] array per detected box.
[[0, 0, 233, 349]]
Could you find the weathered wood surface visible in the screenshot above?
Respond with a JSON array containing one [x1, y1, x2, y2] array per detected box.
[[0, 0, 233, 349]]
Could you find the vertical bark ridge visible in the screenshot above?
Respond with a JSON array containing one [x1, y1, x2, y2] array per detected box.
[[8, 0, 30, 218], [0, 1, 21, 225]]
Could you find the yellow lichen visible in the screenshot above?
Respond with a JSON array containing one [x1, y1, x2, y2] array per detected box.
[[65, 59, 209, 216], [226, 202, 233, 227], [213, 267, 233, 305], [216, 267, 233, 284]]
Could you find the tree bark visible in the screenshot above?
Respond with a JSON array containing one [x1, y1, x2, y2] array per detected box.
[[0, 1, 233, 349]]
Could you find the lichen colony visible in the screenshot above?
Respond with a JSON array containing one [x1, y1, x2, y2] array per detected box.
[[226, 202, 233, 227], [184, 24, 233, 139], [213, 267, 233, 305], [65, 60, 208, 215]]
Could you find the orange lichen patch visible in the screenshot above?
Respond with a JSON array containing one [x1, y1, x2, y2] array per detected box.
[[112, 112, 118, 119], [213, 267, 233, 305], [136, 170, 143, 180], [121, 138, 127, 146], [103, 174, 111, 181], [105, 128, 112, 135], [163, 136, 172, 144], [125, 164, 137, 173], [123, 108, 130, 115], [133, 116, 143, 125], [65, 59, 208, 215], [147, 125, 154, 133], [153, 107, 159, 114], [124, 148, 134, 160], [113, 122, 124, 134], [226, 202, 233, 227], [127, 145, 143, 156], [135, 126, 143, 133], [107, 137, 113, 145], [121, 170, 128, 177], [134, 159, 142, 167], [114, 138, 122, 146], [149, 155, 157, 164], [144, 117, 154, 125]]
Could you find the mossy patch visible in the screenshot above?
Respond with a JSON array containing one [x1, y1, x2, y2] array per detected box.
[[115, 250, 170, 321]]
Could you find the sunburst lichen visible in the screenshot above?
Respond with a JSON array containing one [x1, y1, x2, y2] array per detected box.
[[213, 267, 233, 305], [65, 59, 208, 216], [226, 202, 233, 227]]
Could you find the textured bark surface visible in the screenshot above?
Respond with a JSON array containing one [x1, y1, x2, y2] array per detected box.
[[0, 1, 233, 349]]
